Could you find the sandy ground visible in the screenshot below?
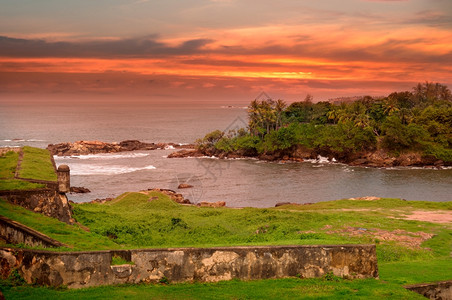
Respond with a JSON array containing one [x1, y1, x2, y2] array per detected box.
[[399, 210, 452, 224]]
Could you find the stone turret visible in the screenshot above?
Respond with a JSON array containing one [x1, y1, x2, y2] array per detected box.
[[57, 165, 70, 193]]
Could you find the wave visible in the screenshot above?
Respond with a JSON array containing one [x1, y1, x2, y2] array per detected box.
[[2, 139, 46, 142], [304, 156, 334, 164], [54, 152, 150, 160], [67, 164, 156, 175]]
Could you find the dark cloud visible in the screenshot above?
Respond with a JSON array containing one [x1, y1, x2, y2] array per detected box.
[[0, 35, 214, 58], [1, 32, 448, 67]]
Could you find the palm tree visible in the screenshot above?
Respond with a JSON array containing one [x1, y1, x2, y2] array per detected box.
[[383, 99, 399, 116], [275, 99, 287, 130]]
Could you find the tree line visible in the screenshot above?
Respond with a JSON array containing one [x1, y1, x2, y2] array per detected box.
[[197, 82, 452, 162]]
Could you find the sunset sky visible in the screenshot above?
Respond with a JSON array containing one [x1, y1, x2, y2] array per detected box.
[[1, 0, 451, 103]]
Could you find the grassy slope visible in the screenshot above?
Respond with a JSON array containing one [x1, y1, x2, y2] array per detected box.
[[19, 146, 57, 181], [1, 192, 450, 299], [0, 199, 118, 251], [0, 151, 18, 178]]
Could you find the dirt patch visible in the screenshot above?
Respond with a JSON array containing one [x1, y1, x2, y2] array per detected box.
[[323, 226, 434, 248], [398, 210, 452, 224]]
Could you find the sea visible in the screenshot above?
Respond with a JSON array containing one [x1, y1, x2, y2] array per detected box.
[[1, 99, 451, 207]]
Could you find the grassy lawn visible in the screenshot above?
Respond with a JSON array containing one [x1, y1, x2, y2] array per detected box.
[[0, 277, 425, 300], [0, 147, 56, 190], [0, 151, 19, 178], [19, 146, 57, 181], [1, 192, 450, 299], [0, 179, 45, 191]]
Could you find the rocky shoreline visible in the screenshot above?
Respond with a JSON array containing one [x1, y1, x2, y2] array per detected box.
[[47, 140, 448, 168], [47, 140, 194, 156], [168, 144, 449, 168]]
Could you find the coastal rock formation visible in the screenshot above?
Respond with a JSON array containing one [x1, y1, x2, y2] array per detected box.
[[70, 186, 91, 194], [178, 183, 193, 189], [167, 149, 203, 158], [47, 140, 193, 156], [147, 188, 191, 204], [168, 145, 447, 168], [198, 201, 226, 207]]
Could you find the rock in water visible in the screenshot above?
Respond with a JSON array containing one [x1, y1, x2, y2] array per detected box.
[[178, 183, 193, 189]]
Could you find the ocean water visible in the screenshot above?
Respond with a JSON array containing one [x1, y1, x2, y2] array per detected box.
[[1, 100, 451, 207]]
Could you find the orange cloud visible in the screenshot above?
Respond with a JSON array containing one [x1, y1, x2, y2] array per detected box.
[[0, 18, 451, 101]]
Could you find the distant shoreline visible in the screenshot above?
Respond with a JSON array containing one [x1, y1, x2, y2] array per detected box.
[[44, 140, 449, 169], [168, 145, 450, 169]]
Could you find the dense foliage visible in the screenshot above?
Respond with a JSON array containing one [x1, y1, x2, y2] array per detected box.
[[198, 82, 452, 162]]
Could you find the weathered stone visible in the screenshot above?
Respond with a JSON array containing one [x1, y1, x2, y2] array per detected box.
[[198, 201, 226, 207], [405, 280, 452, 300], [0, 245, 378, 289], [147, 188, 191, 204], [0, 190, 73, 224], [0, 216, 67, 248], [167, 149, 202, 158], [57, 165, 70, 193]]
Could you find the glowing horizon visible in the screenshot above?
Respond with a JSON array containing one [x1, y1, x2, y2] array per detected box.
[[1, 0, 451, 102]]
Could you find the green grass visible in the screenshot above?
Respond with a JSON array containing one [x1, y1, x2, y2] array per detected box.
[[111, 255, 135, 265], [0, 151, 19, 178], [1, 192, 450, 299], [71, 193, 451, 261], [379, 258, 452, 285], [0, 277, 425, 300], [0, 198, 118, 251], [19, 146, 57, 181], [0, 179, 45, 191], [275, 197, 452, 211]]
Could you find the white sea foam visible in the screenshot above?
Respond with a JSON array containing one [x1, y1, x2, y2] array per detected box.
[[54, 152, 150, 160], [165, 145, 175, 150], [68, 164, 156, 175], [2, 139, 45, 142], [304, 156, 332, 164]]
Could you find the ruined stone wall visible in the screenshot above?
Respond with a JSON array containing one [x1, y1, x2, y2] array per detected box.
[[405, 280, 452, 300], [0, 216, 66, 248], [0, 245, 378, 289], [0, 189, 73, 224]]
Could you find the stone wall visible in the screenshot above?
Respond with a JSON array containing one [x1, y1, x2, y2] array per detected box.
[[405, 280, 452, 300], [0, 244, 378, 289], [0, 189, 73, 224], [0, 216, 66, 248]]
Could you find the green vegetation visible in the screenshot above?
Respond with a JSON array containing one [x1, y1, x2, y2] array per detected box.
[[198, 82, 452, 162], [19, 146, 57, 181], [0, 147, 57, 190], [0, 179, 45, 191], [0, 150, 19, 178], [1, 277, 425, 300], [1, 191, 450, 298], [0, 198, 118, 251], [111, 255, 135, 265]]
